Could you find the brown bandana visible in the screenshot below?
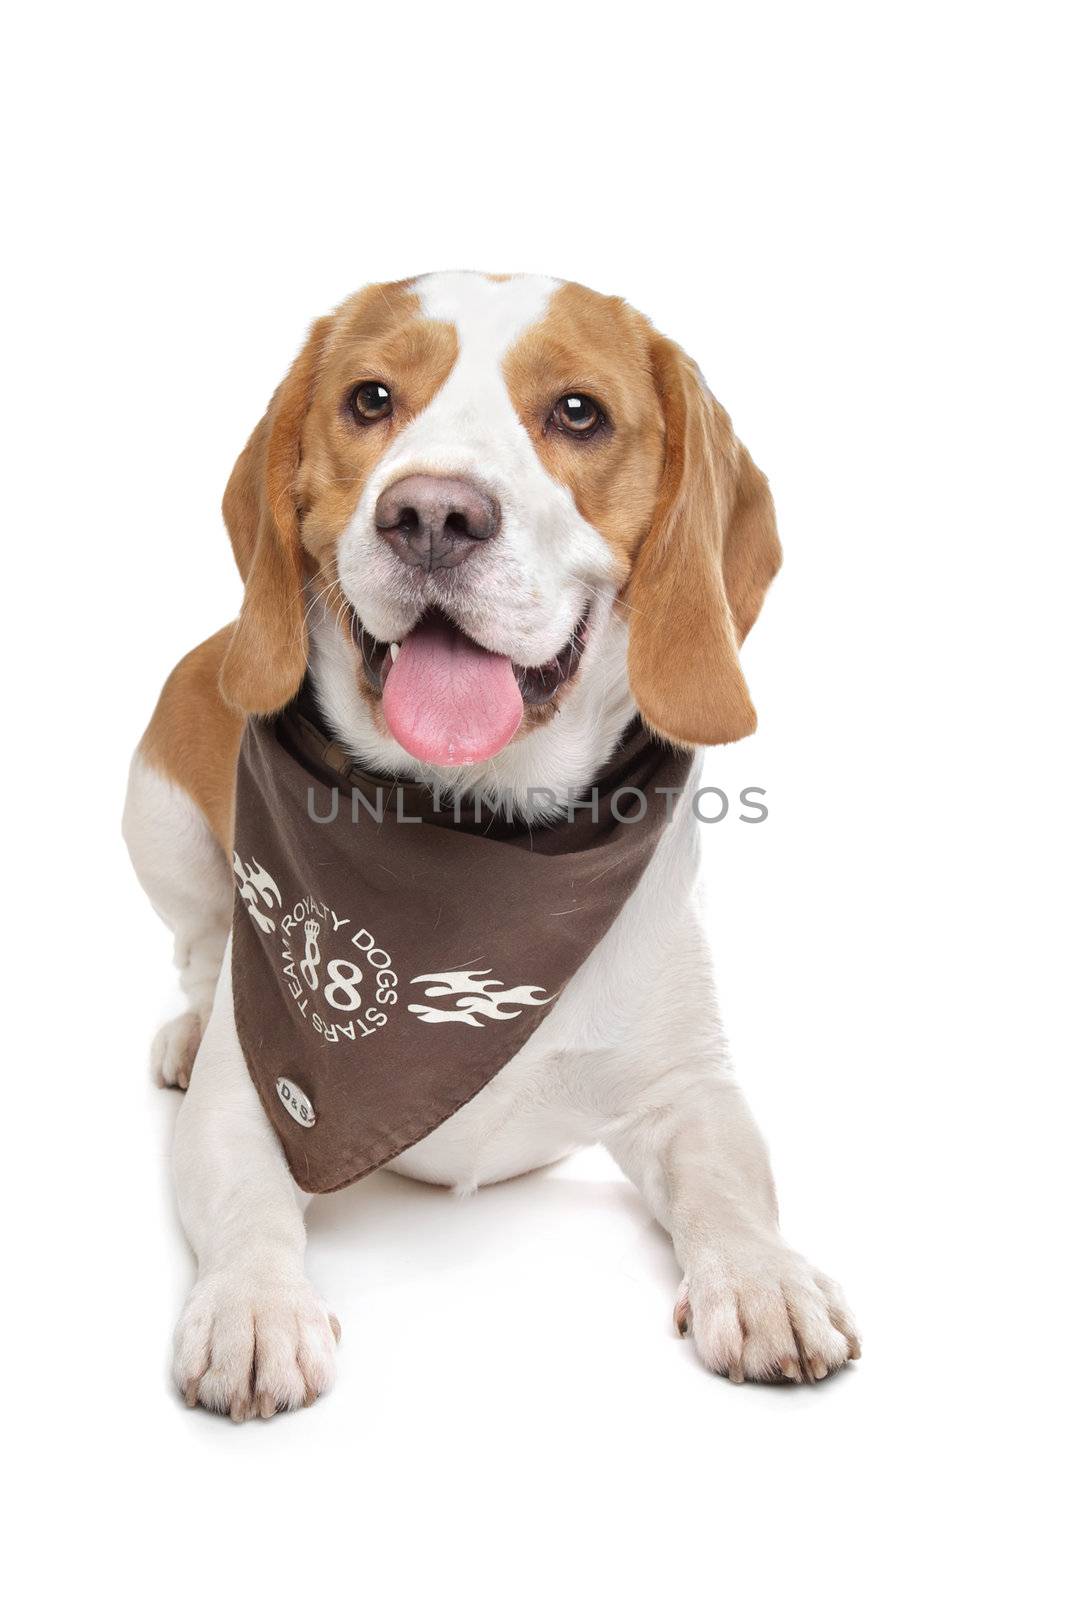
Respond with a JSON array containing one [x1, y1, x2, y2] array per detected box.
[[230, 688, 694, 1193]]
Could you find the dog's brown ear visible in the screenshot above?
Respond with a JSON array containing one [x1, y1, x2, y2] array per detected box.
[[626, 335, 782, 747], [219, 317, 333, 715]]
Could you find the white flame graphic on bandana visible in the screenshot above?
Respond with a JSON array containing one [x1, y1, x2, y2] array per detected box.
[[233, 853, 282, 935], [408, 969, 550, 1027]]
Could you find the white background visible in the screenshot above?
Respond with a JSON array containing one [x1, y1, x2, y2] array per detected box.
[[4, 3, 1063, 1595]]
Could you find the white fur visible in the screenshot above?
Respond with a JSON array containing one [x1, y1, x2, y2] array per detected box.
[[123, 756, 230, 1086], [126, 273, 859, 1415]]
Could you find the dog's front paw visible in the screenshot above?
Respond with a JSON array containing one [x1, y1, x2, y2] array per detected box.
[[174, 1269, 341, 1420], [675, 1237, 860, 1384], [151, 1010, 202, 1089]]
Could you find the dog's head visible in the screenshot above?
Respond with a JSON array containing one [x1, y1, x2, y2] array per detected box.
[[220, 273, 781, 775]]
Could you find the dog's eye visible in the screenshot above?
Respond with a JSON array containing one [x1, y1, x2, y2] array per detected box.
[[552, 394, 602, 436], [349, 382, 393, 423]]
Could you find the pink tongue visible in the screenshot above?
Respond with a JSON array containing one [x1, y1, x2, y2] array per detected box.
[[382, 614, 524, 766]]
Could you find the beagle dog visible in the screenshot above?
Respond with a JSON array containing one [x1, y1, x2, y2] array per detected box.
[[124, 272, 860, 1418]]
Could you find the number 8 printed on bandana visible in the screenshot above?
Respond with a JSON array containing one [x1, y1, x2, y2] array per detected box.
[[324, 960, 363, 1012]]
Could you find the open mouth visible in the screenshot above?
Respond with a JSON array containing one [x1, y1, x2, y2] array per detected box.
[[356, 605, 590, 767]]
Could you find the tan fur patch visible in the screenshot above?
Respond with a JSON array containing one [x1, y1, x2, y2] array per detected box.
[[503, 282, 665, 576], [219, 282, 459, 717], [298, 284, 459, 574], [625, 336, 781, 746], [140, 624, 245, 851], [507, 282, 781, 747]]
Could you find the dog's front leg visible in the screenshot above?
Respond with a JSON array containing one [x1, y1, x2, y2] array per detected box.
[[607, 1078, 860, 1383], [171, 940, 339, 1419]]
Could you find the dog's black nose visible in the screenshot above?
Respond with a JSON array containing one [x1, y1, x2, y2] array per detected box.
[[374, 475, 500, 570]]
